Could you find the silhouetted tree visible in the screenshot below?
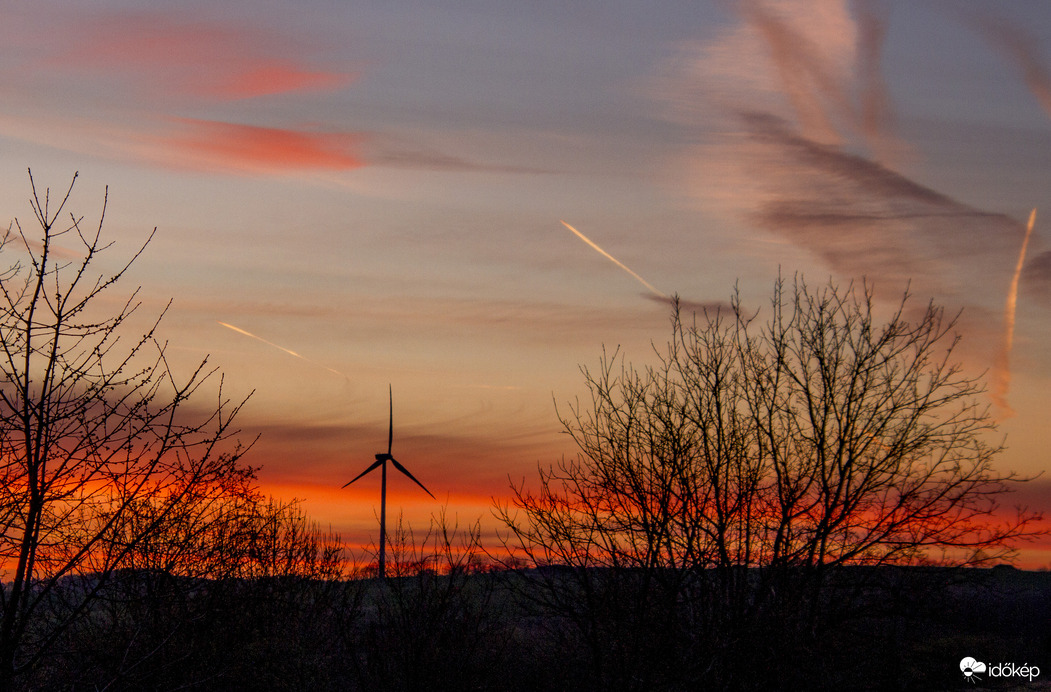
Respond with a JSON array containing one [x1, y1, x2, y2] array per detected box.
[[497, 276, 1042, 689], [347, 510, 509, 691], [12, 489, 349, 691], [78, 494, 347, 691], [0, 172, 252, 690]]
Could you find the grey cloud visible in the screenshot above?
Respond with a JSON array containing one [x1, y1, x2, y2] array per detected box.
[[737, 112, 1028, 301], [1023, 250, 1051, 299], [643, 293, 733, 315], [245, 417, 558, 494], [958, 10, 1051, 119], [366, 141, 551, 175]]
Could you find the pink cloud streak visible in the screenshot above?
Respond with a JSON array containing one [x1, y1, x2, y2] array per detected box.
[[53, 12, 355, 100], [159, 119, 364, 173]]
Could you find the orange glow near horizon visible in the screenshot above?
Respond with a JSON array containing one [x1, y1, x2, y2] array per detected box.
[[0, 0, 1047, 579], [256, 471, 1051, 571], [264, 478, 500, 528]]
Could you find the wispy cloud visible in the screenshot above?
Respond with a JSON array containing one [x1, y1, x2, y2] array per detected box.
[[0, 8, 360, 175], [643, 294, 733, 315], [855, 1, 900, 162], [656, 1, 1033, 296], [196, 64, 351, 101], [960, 10, 1051, 119], [961, 9, 1051, 319], [0, 114, 365, 175], [246, 414, 562, 498], [992, 209, 1037, 417], [157, 119, 364, 173], [736, 0, 857, 145], [650, 0, 1046, 384], [1022, 250, 1051, 298], [365, 137, 550, 174], [52, 12, 355, 101], [736, 112, 1022, 297], [660, 0, 896, 156]]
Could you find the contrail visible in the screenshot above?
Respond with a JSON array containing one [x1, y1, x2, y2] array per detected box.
[[992, 208, 1036, 416], [217, 321, 348, 378], [560, 220, 667, 298]]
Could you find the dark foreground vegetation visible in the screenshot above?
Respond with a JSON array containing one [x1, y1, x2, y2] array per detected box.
[[11, 561, 1049, 691], [3, 175, 1046, 690]]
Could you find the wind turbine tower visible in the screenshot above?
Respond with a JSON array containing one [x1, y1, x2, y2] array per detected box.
[[342, 386, 435, 579]]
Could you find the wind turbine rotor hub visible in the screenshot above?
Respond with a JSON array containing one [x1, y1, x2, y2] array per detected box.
[[341, 386, 437, 582]]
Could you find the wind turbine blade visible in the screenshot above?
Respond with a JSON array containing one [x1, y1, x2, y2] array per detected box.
[[341, 459, 384, 488], [387, 384, 394, 456], [390, 458, 436, 499]]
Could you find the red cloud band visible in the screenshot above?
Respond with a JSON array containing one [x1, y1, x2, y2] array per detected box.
[[164, 119, 364, 173]]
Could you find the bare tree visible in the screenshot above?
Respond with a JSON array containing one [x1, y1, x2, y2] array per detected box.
[[348, 510, 507, 692], [66, 492, 349, 691], [496, 276, 1042, 688], [0, 172, 252, 689], [118, 488, 345, 582]]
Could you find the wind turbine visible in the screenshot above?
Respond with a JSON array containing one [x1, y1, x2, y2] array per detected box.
[[342, 386, 435, 579]]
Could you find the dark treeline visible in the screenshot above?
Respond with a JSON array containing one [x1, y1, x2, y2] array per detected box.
[[13, 541, 1051, 691]]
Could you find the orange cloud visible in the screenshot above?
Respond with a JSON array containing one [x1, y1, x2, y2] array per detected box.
[[54, 12, 354, 100], [160, 119, 364, 173]]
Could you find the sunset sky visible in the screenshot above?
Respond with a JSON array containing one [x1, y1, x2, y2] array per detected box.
[[2, 1, 1049, 566]]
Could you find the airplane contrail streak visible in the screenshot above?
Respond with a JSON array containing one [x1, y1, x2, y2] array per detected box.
[[560, 220, 668, 298], [992, 208, 1036, 416], [217, 321, 348, 378]]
